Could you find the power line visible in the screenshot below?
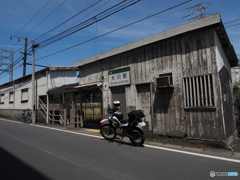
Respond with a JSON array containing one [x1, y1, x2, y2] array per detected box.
[[0, 0, 107, 78], [0, 0, 131, 75], [1, 0, 52, 57], [0, 47, 32, 77], [15, 0, 52, 36], [224, 18, 240, 24], [35, 0, 192, 61], [35, 0, 102, 42], [38, 0, 141, 49], [36, 52, 51, 66], [0, 0, 56, 78], [24, 0, 67, 37], [1, 0, 192, 80], [65, 0, 111, 32], [225, 22, 240, 28]]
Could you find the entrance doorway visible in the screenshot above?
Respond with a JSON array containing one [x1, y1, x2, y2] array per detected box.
[[136, 83, 152, 131], [111, 86, 127, 119]]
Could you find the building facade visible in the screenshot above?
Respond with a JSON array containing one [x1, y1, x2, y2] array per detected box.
[[75, 14, 238, 140], [0, 67, 77, 120]]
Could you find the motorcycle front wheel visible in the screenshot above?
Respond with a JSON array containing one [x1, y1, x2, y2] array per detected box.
[[100, 124, 116, 140], [129, 127, 145, 146]]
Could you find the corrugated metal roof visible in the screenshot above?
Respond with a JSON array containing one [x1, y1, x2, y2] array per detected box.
[[48, 83, 79, 94], [49, 66, 78, 71]]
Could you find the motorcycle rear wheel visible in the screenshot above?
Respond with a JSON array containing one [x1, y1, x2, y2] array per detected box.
[[129, 127, 145, 146], [100, 124, 116, 140]]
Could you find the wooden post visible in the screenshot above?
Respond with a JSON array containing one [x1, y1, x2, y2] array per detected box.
[[77, 109, 79, 129], [52, 109, 55, 125], [79, 89, 83, 128], [64, 109, 67, 126], [71, 92, 74, 128]]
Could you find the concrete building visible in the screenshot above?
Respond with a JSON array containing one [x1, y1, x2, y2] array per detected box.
[[0, 67, 77, 121], [74, 14, 238, 141]]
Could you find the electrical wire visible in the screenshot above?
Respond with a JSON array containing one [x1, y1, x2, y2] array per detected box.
[[1, 1, 52, 57], [225, 22, 240, 28], [0, 0, 65, 78], [0, 0, 100, 79], [24, 0, 67, 37], [38, 0, 140, 49], [1, 0, 191, 80], [65, 0, 111, 32], [224, 18, 240, 25], [93, 20, 98, 56], [36, 52, 51, 66], [35, 0, 102, 42], [35, 0, 192, 61], [15, 0, 52, 36], [1, 0, 135, 73], [38, 0, 129, 47]]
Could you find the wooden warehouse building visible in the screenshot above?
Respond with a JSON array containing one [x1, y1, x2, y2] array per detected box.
[[74, 14, 238, 141]]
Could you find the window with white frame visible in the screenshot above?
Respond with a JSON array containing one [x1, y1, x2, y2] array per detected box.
[[9, 92, 14, 103], [0, 94, 4, 104], [21, 89, 28, 102], [183, 74, 215, 108]]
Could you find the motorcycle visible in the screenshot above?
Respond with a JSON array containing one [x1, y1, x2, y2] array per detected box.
[[100, 101, 146, 146]]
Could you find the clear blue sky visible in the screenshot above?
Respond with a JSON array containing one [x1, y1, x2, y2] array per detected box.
[[0, 0, 239, 85]]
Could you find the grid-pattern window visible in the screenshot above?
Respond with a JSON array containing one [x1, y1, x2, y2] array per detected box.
[[21, 89, 28, 101], [0, 94, 4, 103], [9, 92, 14, 102], [183, 74, 215, 108]]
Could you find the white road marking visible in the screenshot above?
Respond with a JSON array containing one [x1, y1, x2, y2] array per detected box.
[[31, 124, 101, 139], [1, 121, 239, 164], [144, 145, 240, 164]]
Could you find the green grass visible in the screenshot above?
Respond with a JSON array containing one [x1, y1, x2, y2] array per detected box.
[[8, 118, 19, 121]]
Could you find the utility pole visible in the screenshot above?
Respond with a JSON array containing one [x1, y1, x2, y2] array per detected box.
[[10, 35, 31, 77], [0, 49, 14, 82], [23, 37, 28, 77], [11, 35, 39, 124], [31, 40, 39, 124], [32, 40, 36, 124]]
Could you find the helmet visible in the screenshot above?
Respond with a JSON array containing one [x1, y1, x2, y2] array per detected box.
[[113, 100, 120, 109]]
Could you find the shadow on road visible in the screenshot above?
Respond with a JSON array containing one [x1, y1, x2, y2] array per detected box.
[[100, 138, 145, 147], [83, 122, 101, 129], [0, 146, 50, 180]]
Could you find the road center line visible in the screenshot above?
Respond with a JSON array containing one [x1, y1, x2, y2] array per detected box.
[[27, 124, 240, 164]]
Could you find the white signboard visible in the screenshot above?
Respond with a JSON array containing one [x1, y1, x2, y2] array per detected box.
[[109, 67, 130, 87]]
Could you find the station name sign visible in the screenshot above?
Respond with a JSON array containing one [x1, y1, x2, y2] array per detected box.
[[109, 67, 130, 87]]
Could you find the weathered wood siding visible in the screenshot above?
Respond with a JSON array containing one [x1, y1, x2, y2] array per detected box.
[[78, 26, 228, 140], [219, 67, 236, 138]]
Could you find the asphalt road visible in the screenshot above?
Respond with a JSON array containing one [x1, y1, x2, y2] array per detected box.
[[0, 119, 239, 180]]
